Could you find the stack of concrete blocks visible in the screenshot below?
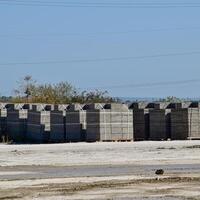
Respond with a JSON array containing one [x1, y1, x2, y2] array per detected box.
[[27, 104, 52, 143], [86, 103, 133, 142], [6, 103, 29, 143], [129, 102, 155, 141], [50, 104, 69, 143], [86, 103, 105, 142], [107, 103, 133, 141], [0, 103, 8, 142], [149, 102, 173, 140], [149, 102, 190, 141], [171, 102, 200, 140], [65, 104, 86, 142]]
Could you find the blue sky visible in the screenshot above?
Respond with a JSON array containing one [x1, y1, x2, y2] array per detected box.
[[0, 1, 200, 98]]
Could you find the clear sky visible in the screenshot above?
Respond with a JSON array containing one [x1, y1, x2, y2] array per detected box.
[[0, 1, 200, 98]]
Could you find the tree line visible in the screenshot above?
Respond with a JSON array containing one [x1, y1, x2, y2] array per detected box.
[[0, 75, 119, 104], [0, 75, 187, 104]]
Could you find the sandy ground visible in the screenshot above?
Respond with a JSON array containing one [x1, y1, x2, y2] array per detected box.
[[1, 141, 200, 199]]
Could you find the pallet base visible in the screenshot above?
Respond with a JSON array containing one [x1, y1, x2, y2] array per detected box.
[[187, 137, 200, 140], [101, 140, 133, 142]]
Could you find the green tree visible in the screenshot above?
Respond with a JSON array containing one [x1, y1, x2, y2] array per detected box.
[[12, 75, 116, 104]]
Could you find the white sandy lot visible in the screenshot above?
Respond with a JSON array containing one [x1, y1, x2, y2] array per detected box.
[[1, 141, 200, 199], [0, 140, 200, 167]]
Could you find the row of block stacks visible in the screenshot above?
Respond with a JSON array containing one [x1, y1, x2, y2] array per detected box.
[[0, 103, 133, 143], [1, 101, 200, 143], [131, 101, 200, 140]]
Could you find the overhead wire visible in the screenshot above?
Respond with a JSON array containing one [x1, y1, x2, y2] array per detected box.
[[1, 26, 200, 39], [81, 79, 200, 90], [1, 1, 200, 8], [0, 51, 199, 66]]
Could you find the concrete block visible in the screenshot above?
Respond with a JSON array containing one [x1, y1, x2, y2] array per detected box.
[[65, 104, 86, 142], [50, 111, 65, 143], [149, 109, 171, 140], [27, 110, 50, 143], [133, 109, 150, 141], [7, 109, 28, 142], [86, 103, 133, 142]]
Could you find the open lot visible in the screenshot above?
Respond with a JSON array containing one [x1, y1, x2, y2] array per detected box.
[[1, 141, 200, 199]]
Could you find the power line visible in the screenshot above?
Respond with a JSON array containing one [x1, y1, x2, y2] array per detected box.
[[1, 1, 200, 8], [1, 4, 200, 9], [2, 1, 200, 4], [1, 26, 200, 39], [1, 0, 200, 5], [0, 51, 199, 66], [82, 79, 200, 90]]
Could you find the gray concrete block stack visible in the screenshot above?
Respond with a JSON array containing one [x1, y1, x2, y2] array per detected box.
[[0, 103, 8, 142], [129, 102, 155, 141], [149, 102, 172, 140], [108, 103, 133, 141], [171, 108, 189, 140], [149, 102, 190, 141], [85, 103, 105, 142], [188, 105, 200, 140], [27, 104, 52, 143], [86, 103, 133, 142], [50, 104, 69, 143], [65, 104, 86, 142], [171, 102, 200, 140], [6, 103, 29, 143]]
